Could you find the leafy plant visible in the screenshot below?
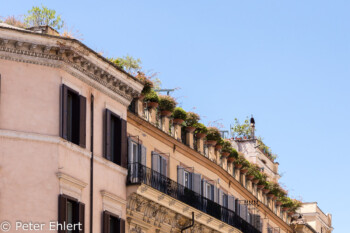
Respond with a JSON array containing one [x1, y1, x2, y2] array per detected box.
[[194, 123, 208, 134], [231, 117, 253, 138], [257, 136, 277, 161], [221, 141, 233, 153], [247, 164, 261, 177], [186, 112, 200, 127], [216, 137, 225, 146], [234, 155, 249, 167], [109, 55, 142, 74], [173, 107, 187, 120], [24, 5, 64, 30], [135, 72, 153, 95], [159, 95, 177, 112], [1, 15, 26, 28], [228, 148, 239, 158], [206, 127, 221, 141], [144, 90, 159, 103]]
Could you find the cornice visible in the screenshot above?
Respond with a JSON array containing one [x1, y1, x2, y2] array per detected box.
[[0, 36, 143, 106], [127, 112, 293, 232]]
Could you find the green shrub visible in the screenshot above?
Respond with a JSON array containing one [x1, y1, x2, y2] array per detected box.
[[206, 127, 221, 141], [173, 107, 187, 120], [194, 123, 208, 134], [159, 95, 177, 112], [144, 90, 159, 103], [228, 148, 238, 158], [221, 141, 232, 153], [186, 112, 200, 127], [216, 137, 225, 146]]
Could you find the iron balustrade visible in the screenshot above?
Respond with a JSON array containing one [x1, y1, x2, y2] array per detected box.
[[127, 163, 261, 233]]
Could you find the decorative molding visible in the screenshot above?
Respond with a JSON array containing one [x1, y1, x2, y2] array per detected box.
[[56, 172, 87, 189], [93, 155, 128, 176], [101, 190, 126, 219], [56, 172, 87, 202]]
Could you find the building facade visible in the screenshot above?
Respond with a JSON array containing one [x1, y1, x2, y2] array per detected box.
[[0, 24, 332, 233]]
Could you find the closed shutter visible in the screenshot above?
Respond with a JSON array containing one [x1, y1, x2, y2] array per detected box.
[[192, 173, 201, 194], [120, 119, 127, 168], [61, 85, 69, 140], [201, 180, 206, 198], [104, 109, 112, 161], [103, 211, 110, 233], [78, 202, 85, 233], [235, 199, 240, 215], [152, 153, 159, 172], [228, 195, 235, 211], [141, 145, 147, 166], [177, 166, 184, 185], [120, 218, 125, 233], [58, 195, 67, 233], [79, 96, 86, 148]]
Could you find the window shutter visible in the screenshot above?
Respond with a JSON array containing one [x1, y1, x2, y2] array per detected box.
[[228, 195, 235, 211], [177, 166, 184, 185], [128, 138, 133, 164], [141, 145, 147, 166], [58, 195, 67, 233], [201, 180, 206, 198], [192, 173, 201, 194], [213, 185, 218, 203], [218, 189, 223, 205], [79, 96, 86, 148], [152, 153, 158, 172], [78, 202, 85, 233], [120, 218, 125, 233], [103, 211, 110, 233], [161, 157, 167, 176], [61, 85, 69, 140], [104, 109, 112, 161], [120, 119, 127, 168]]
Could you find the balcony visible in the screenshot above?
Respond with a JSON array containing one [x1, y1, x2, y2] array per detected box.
[[127, 163, 262, 233]]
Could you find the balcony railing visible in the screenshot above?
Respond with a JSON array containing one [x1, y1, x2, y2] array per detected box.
[[127, 163, 262, 233]]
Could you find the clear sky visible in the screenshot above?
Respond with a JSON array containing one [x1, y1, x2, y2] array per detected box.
[[1, 0, 349, 231]]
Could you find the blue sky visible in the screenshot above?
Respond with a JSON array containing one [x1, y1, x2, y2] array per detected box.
[[2, 0, 349, 231]]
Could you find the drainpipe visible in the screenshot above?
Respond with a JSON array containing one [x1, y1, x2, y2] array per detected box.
[[181, 212, 194, 233], [89, 94, 94, 233]]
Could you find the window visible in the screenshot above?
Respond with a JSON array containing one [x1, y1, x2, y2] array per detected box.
[[206, 182, 213, 200], [184, 170, 192, 189], [58, 194, 84, 233], [104, 109, 127, 168], [177, 166, 201, 194], [222, 193, 228, 208], [127, 138, 146, 166], [61, 85, 86, 147], [152, 152, 167, 176], [103, 211, 125, 233]]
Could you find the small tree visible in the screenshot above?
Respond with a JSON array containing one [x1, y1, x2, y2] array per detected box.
[[109, 55, 142, 74], [231, 117, 253, 138], [24, 5, 64, 30]]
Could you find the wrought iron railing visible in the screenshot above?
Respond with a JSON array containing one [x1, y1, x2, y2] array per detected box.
[[127, 163, 262, 233]]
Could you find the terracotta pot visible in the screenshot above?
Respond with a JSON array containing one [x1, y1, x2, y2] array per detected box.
[[287, 212, 294, 216], [221, 152, 230, 158], [160, 110, 172, 117], [227, 157, 235, 163], [235, 137, 242, 140], [234, 164, 243, 169], [147, 102, 158, 108], [215, 145, 223, 150], [282, 207, 290, 211], [276, 201, 282, 206], [243, 136, 247, 139], [262, 189, 270, 194], [247, 175, 254, 180], [206, 140, 217, 146], [257, 184, 265, 189], [252, 179, 260, 184], [240, 168, 248, 174], [185, 126, 196, 133], [196, 133, 207, 139], [173, 118, 184, 125], [273, 196, 278, 200], [267, 194, 275, 199]]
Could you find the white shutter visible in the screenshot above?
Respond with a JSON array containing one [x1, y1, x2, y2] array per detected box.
[[152, 152, 159, 172], [161, 157, 167, 176], [177, 166, 184, 185], [128, 138, 133, 164], [141, 145, 147, 166], [213, 186, 218, 203], [228, 195, 235, 211], [192, 173, 201, 194], [218, 189, 223, 205]]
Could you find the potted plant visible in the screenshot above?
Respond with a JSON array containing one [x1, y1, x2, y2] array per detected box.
[[227, 148, 238, 163], [246, 164, 260, 181], [257, 172, 268, 189], [194, 123, 208, 139], [221, 141, 232, 158], [144, 90, 159, 108], [281, 197, 293, 211], [215, 137, 224, 150], [206, 127, 221, 146], [172, 107, 187, 124], [240, 158, 250, 174], [136, 72, 153, 99], [185, 112, 200, 133], [233, 155, 246, 169], [158, 95, 177, 117]]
